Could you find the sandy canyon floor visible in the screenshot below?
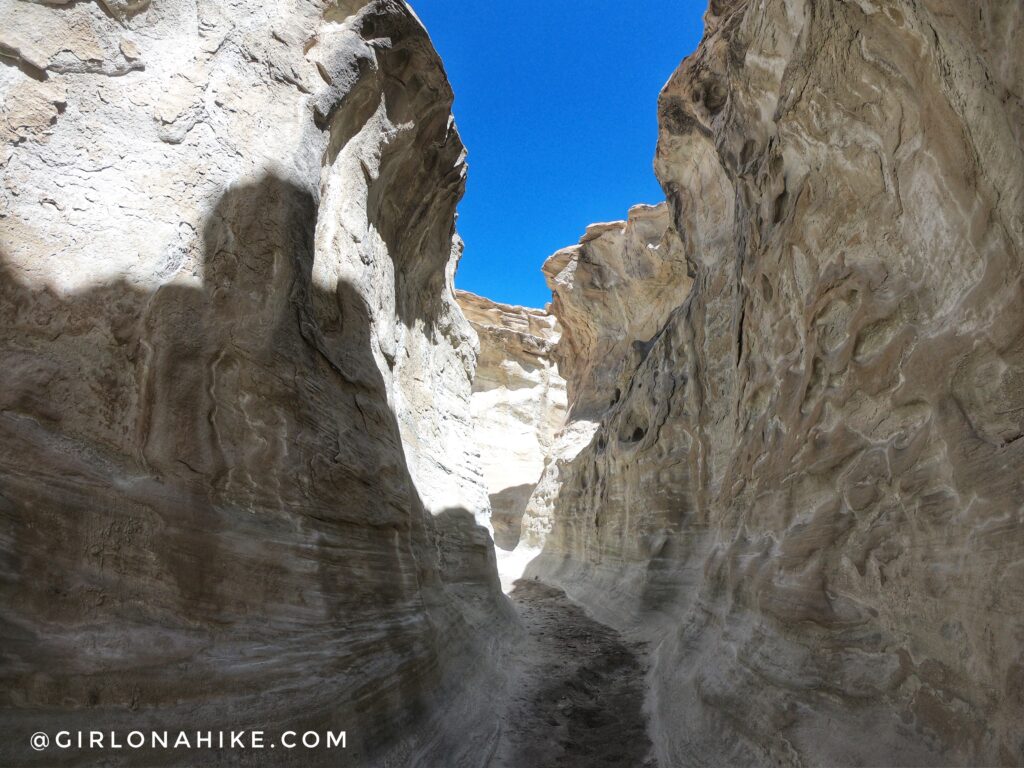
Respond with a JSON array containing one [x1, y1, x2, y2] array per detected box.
[[491, 580, 656, 767]]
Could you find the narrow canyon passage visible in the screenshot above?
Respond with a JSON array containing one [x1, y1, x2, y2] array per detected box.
[[491, 580, 655, 768], [2, 0, 1024, 766]]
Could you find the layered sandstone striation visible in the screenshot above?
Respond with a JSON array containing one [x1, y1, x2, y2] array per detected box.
[[456, 290, 565, 553], [0, 1, 508, 765], [519, 203, 691, 556], [529, 1, 1024, 766], [542, 203, 691, 421]]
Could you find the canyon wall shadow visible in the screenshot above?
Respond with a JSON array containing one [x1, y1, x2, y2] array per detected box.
[[0, 172, 498, 767]]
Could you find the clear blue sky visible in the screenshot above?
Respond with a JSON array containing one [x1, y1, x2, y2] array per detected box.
[[411, 1, 706, 308]]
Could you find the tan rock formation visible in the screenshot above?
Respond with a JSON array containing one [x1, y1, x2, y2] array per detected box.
[[0, 1, 508, 765], [528, 1, 1024, 766], [543, 203, 691, 420], [456, 290, 565, 555], [520, 203, 692, 560]]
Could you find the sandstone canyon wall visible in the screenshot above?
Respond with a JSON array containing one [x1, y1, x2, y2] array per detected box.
[[2, 0, 1024, 765], [519, 203, 691, 559], [528, 1, 1024, 766], [0, 1, 508, 765], [456, 290, 565, 554]]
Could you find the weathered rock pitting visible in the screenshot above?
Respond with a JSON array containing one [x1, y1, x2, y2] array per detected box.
[[528, 1, 1024, 766], [542, 203, 691, 422], [519, 202, 691, 562]]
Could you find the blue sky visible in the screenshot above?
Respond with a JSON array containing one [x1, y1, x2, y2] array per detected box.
[[412, 1, 707, 307]]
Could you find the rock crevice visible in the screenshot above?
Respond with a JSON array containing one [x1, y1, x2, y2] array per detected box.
[[3, 0, 1024, 766]]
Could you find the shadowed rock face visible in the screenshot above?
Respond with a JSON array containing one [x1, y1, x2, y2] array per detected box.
[[0, 1, 508, 765], [529, 1, 1024, 766]]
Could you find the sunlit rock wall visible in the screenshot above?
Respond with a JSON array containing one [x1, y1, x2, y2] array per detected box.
[[530, 1, 1024, 765], [520, 203, 690, 555], [542, 203, 692, 421], [0, 1, 507, 765], [457, 290, 565, 553]]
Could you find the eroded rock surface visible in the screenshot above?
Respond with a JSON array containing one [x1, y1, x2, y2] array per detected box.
[[0, 1, 508, 765], [490, 580, 654, 768], [542, 203, 691, 421], [457, 290, 565, 553], [4, 0, 1023, 765], [520, 203, 691, 559], [529, 2, 1024, 766]]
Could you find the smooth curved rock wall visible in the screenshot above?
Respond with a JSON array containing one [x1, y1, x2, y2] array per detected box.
[[0, 1, 507, 765]]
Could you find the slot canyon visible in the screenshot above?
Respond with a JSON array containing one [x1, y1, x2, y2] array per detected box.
[[1, 0, 1022, 766]]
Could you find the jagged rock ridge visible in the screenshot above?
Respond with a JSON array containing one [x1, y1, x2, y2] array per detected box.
[[519, 202, 692, 559]]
